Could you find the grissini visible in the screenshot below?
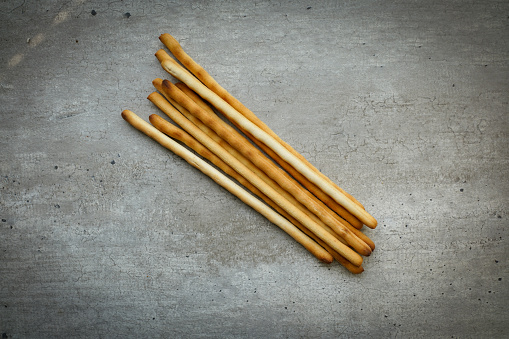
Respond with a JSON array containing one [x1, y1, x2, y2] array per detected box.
[[156, 52, 378, 229], [149, 114, 364, 273], [159, 81, 372, 256], [152, 80, 375, 256], [121, 109, 333, 264], [167, 82, 374, 250], [146, 92, 364, 266], [175, 81, 364, 230], [158, 35, 366, 211]]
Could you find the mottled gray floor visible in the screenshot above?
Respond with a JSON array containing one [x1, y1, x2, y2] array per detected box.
[[1, 1, 508, 338]]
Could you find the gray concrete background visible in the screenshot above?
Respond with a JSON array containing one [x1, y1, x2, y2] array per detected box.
[[1, 0, 508, 338]]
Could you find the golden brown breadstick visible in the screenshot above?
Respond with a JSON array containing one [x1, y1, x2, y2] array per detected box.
[[153, 80, 375, 257], [146, 92, 364, 266], [158, 35, 366, 211], [175, 81, 364, 229], [157, 54, 378, 229], [159, 81, 372, 256], [149, 114, 362, 272], [121, 109, 333, 264]]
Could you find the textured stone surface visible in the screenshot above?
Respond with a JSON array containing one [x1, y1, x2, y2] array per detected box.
[[1, 1, 508, 338]]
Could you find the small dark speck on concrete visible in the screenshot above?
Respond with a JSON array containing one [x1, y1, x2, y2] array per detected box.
[[1, 219, 6, 222], [499, 278, 502, 281], [76, 40, 79, 43], [54, 166, 58, 169], [91, 10, 97, 16], [2, 333, 7, 339], [497, 215, 502, 218], [452, 84, 455, 87], [495, 260, 499, 263], [111, 160, 115, 165], [460, 188, 464, 192], [307, 7, 312, 10], [124, 12, 131, 18]]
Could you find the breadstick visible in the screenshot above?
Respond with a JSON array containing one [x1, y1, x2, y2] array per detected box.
[[158, 35, 366, 211], [175, 81, 364, 229], [146, 92, 363, 266], [121, 109, 333, 264], [149, 114, 362, 272], [157, 54, 378, 229], [152, 81, 375, 256], [159, 81, 372, 256], [168, 83, 375, 251]]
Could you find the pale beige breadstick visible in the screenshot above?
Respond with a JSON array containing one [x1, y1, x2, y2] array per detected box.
[[121, 109, 333, 264], [153, 81, 374, 256], [175, 82, 364, 229], [157, 54, 378, 229], [239, 128, 364, 229], [146, 93, 363, 266], [159, 82, 372, 256], [158, 35, 366, 210], [149, 114, 362, 273], [174, 81, 364, 229]]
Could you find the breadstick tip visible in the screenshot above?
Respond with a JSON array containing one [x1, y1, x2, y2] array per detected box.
[[147, 92, 160, 101], [159, 33, 180, 48], [121, 109, 133, 121], [152, 78, 163, 86], [155, 49, 172, 63]]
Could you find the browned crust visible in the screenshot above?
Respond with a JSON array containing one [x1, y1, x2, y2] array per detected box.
[[159, 81, 372, 257]]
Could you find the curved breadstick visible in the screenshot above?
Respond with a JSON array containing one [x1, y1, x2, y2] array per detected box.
[[146, 92, 363, 266], [149, 114, 363, 273], [121, 109, 333, 264], [158, 35, 366, 210], [158, 82, 372, 256], [157, 53, 378, 229], [174, 81, 364, 229]]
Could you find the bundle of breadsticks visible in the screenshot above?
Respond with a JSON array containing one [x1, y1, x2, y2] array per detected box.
[[121, 33, 377, 274]]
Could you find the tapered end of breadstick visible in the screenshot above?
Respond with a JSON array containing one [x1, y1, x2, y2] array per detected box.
[[155, 49, 172, 63], [159, 33, 181, 50]]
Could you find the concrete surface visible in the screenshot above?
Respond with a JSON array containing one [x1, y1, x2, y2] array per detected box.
[[1, 0, 508, 338]]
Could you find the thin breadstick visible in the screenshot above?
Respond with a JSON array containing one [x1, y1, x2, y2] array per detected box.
[[149, 114, 363, 273], [121, 109, 333, 264], [158, 35, 366, 210], [152, 81, 375, 257], [157, 54, 378, 229], [175, 81, 364, 230], [159, 82, 372, 256], [175, 89, 374, 249], [146, 92, 363, 266]]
